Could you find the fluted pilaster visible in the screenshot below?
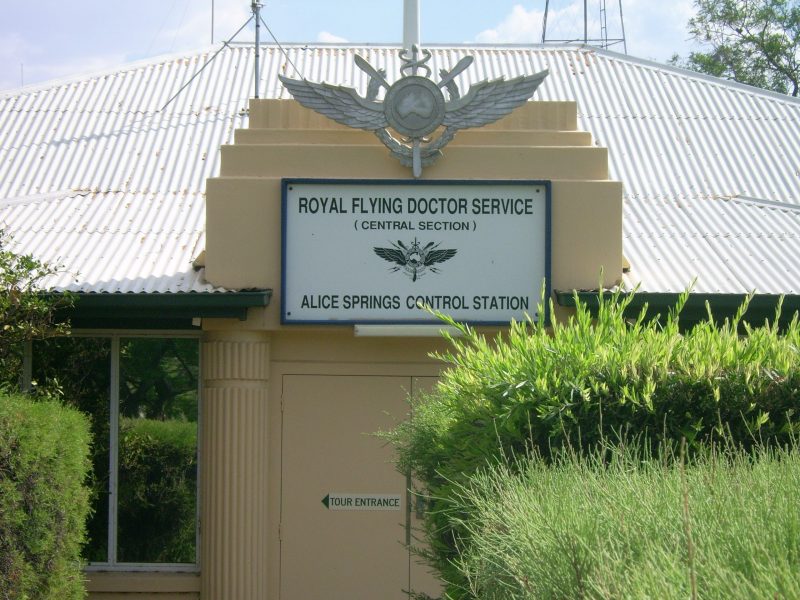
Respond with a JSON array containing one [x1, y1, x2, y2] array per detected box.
[[201, 331, 270, 599]]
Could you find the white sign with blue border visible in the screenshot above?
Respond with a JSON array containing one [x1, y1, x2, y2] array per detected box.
[[281, 179, 551, 325]]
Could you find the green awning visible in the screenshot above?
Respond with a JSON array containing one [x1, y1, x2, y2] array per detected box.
[[57, 290, 272, 330]]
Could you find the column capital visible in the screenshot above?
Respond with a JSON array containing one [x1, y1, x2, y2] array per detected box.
[[202, 332, 270, 385]]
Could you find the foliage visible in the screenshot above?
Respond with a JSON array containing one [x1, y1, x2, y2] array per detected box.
[[672, 0, 800, 96], [0, 392, 92, 599], [31, 336, 199, 563], [117, 417, 197, 563], [0, 229, 73, 390], [386, 290, 800, 598], [116, 339, 199, 564], [449, 441, 800, 599], [119, 338, 199, 422], [32, 337, 112, 562]]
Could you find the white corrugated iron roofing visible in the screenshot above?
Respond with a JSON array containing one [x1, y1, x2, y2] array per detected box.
[[1, 43, 799, 295], [1, 190, 213, 293]]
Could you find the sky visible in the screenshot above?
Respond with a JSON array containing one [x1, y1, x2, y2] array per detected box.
[[0, 0, 700, 92]]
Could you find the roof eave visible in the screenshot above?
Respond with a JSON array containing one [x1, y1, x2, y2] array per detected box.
[[53, 290, 272, 330]]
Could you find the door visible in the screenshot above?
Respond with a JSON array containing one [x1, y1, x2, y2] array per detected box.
[[280, 375, 411, 599]]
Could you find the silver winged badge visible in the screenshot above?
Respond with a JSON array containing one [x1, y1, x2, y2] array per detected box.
[[279, 46, 549, 177]]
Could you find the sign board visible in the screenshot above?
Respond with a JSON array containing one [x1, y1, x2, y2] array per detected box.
[[282, 179, 551, 324], [321, 493, 402, 511]]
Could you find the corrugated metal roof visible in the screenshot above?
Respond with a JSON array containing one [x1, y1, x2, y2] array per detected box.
[[1, 190, 219, 293], [623, 196, 800, 294], [1, 43, 800, 295]]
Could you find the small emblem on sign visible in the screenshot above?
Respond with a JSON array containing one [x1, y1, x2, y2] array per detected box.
[[373, 238, 457, 281]]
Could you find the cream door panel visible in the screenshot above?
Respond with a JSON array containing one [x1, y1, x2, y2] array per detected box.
[[280, 375, 410, 600]]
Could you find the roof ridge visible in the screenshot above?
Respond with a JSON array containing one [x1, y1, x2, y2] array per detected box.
[[4, 43, 798, 108]]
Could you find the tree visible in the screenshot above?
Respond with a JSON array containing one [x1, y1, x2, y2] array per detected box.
[[0, 229, 72, 388], [673, 0, 800, 96]]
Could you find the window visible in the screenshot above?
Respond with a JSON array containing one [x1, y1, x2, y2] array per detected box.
[[30, 334, 200, 568]]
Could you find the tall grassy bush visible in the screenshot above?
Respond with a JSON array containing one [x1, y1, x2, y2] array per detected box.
[[0, 392, 91, 599], [386, 291, 800, 598], [450, 442, 800, 599]]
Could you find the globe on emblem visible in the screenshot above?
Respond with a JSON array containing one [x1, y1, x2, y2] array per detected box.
[[384, 76, 446, 138]]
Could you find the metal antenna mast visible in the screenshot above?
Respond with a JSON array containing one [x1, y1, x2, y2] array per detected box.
[[542, 0, 627, 53], [161, 1, 283, 112]]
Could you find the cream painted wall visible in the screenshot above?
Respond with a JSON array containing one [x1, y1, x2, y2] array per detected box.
[[206, 99, 622, 327], [196, 97, 623, 600], [86, 572, 199, 599], [83, 80, 623, 600]]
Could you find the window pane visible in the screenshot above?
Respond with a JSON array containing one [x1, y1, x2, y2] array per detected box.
[[117, 338, 198, 564], [32, 337, 112, 563]]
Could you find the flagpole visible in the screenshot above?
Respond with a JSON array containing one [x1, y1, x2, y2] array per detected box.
[[403, 0, 420, 52]]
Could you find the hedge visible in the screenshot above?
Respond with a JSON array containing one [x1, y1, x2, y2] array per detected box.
[[117, 417, 197, 563], [386, 291, 800, 598], [0, 393, 91, 599]]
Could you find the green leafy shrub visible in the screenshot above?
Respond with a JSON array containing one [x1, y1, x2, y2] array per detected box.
[[387, 291, 800, 598], [0, 229, 73, 391], [31, 336, 199, 563], [117, 417, 197, 563], [31, 336, 112, 562], [451, 442, 800, 599], [0, 392, 91, 599]]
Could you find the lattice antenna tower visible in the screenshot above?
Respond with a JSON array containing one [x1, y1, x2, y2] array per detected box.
[[542, 0, 627, 54]]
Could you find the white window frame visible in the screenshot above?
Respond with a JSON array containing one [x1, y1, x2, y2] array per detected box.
[[26, 330, 202, 573]]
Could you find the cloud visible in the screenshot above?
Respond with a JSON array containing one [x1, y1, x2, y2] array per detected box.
[[0, 0, 266, 91], [0, 33, 127, 91], [476, 5, 544, 44], [475, 2, 593, 45], [154, 0, 252, 53], [0, 33, 39, 88], [623, 0, 697, 61], [0, 32, 39, 59], [474, 0, 696, 62], [317, 31, 349, 44]]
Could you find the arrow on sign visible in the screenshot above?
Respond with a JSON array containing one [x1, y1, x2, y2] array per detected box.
[[322, 494, 330, 509]]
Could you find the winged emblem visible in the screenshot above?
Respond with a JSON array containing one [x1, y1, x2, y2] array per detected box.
[[374, 238, 457, 282], [279, 46, 549, 177]]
